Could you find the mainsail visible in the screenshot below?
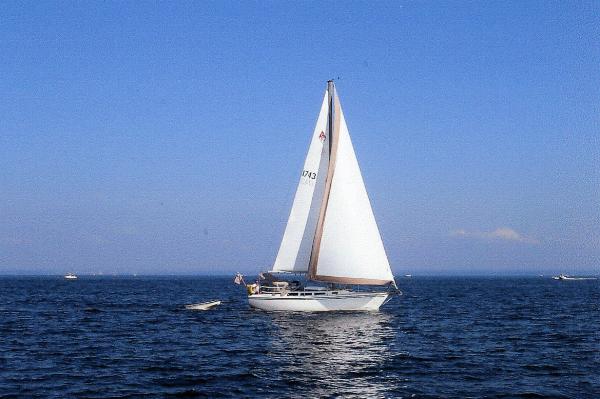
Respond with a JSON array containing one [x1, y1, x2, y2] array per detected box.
[[272, 92, 330, 273], [273, 82, 395, 286]]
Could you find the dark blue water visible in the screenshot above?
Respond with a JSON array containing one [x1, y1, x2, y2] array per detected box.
[[1, 277, 598, 398]]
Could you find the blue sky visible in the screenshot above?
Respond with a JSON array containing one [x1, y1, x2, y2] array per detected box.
[[1, 1, 598, 275]]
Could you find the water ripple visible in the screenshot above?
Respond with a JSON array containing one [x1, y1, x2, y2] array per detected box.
[[0, 276, 598, 398]]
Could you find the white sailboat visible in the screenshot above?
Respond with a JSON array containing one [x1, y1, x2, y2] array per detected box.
[[245, 81, 397, 311], [552, 273, 597, 281]]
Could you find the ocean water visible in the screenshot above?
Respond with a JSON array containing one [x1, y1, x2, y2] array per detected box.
[[0, 276, 598, 398]]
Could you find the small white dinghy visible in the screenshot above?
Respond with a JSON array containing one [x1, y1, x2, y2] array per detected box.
[[185, 301, 221, 311]]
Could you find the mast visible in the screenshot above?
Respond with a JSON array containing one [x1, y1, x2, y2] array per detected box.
[[327, 80, 334, 157]]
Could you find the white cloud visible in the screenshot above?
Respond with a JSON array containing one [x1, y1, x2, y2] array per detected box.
[[450, 227, 539, 244]]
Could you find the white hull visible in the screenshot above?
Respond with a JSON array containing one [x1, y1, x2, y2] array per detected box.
[[248, 291, 389, 312]]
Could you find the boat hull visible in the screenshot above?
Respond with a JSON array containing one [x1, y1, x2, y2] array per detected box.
[[248, 291, 389, 311]]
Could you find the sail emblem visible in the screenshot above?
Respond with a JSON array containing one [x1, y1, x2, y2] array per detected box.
[[319, 131, 326, 142]]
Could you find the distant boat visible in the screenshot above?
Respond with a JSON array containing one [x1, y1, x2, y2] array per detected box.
[[64, 273, 78, 280], [552, 274, 597, 281], [185, 301, 221, 310], [404, 274, 412, 278], [240, 81, 398, 312]]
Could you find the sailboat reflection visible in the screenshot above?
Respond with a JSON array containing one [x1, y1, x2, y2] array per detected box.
[[267, 312, 395, 396]]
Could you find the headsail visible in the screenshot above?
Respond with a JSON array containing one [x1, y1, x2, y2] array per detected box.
[[309, 83, 395, 285], [272, 92, 330, 273]]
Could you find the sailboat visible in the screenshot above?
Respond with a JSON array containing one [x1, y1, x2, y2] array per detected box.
[[245, 81, 397, 311], [552, 273, 597, 281]]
